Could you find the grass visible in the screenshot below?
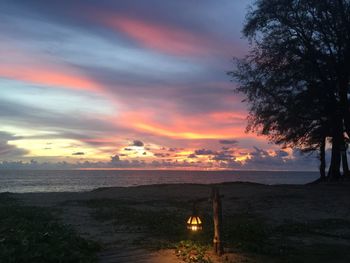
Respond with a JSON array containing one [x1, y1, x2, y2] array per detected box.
[[270, 219, 350, 263], [82, 198, 350, 262], [83, 198, 213, 248], [0, 193, 100, 263]]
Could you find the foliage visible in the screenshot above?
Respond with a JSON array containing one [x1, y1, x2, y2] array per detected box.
[[0, 193, 100, 263], [175, 240, 212, 263], [82, 198, 350, 262], [229, 0, 333, 152], [229, 0, 350, 178]]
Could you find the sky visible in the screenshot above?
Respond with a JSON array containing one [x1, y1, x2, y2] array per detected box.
[[0, 0, 319, 170]]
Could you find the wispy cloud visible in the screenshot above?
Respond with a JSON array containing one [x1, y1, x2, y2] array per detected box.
[[0, 0, 309, 170]]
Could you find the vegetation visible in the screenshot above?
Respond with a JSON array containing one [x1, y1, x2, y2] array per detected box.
[[83, 198, 213, 248], [175, 240, 212, 263], [83, 198, 350, 262], [0, 193, 100, 263], [230, 0, 350, 180]]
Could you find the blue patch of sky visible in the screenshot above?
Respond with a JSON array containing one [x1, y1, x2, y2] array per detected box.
[[0, 79, 116, 115]]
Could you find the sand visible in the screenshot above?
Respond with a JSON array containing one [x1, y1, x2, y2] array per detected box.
[[12, 182, 350, 262]]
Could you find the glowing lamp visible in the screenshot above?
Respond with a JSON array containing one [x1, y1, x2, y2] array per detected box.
[[187, 215, 202, 231]]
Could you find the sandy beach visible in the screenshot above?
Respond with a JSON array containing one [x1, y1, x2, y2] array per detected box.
[[8, 182, 350, 262]]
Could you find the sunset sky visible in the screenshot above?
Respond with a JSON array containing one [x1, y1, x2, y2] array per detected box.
[[0, 0, 318, 170]]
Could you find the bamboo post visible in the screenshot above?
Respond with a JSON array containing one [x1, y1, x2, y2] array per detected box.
[[212, 187, 223, 255]]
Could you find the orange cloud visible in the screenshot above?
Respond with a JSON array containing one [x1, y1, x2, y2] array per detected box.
[[100, 15, 211, 56], [116, 111, 251, 140]]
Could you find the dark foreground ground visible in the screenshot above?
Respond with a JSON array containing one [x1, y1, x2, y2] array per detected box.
[[1, 182, 350, 263]]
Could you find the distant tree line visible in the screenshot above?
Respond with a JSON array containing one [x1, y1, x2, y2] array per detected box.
[[230, 0, 350, 180]]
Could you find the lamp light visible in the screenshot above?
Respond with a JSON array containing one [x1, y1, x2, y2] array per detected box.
[[187, 215, 202, 231], [187, 203, 202, 231]]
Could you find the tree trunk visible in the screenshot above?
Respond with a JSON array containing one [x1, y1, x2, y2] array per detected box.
[[339, 76, 350, 138], [339, 75, 350, 177], [212, 187, 223, 256], [319, 137, 326, 180], [328, 135, 341, 180], [341, 146, 349, 177]]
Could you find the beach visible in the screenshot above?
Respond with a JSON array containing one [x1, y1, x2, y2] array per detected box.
[[6, 182, 350, 262]]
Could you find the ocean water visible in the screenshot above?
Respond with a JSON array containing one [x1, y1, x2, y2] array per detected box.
[[0, 170, 319, 193]]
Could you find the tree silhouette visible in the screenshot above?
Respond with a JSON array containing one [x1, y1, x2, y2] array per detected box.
[[230, 0, 350, 180]]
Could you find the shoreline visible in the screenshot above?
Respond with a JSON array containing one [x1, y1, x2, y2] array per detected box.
[[4, 178, 350, 195], [11, 181, 350, 208], [0, 170, 320, 194]]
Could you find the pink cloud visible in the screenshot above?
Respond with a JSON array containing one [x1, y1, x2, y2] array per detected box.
[[98, 15, 215, 56], [0, 65, 104, 93], [0, 46, 105, 93]]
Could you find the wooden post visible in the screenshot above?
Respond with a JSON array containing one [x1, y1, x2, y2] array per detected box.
[[212, 187, 223, 256]]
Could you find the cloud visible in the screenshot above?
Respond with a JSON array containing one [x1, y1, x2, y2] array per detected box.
[[95, 12, 231, 57], [275, 150, 289, 158], [154, 153, 170, 158], [111, 154, 120, 162], [0, 64, 103, 93], [194, 149, 217, 155], [219, 139, 238, 145], [131, 140, 144, 147], [168, 148, 178, 152], [0, 131, 29, 159], [0, 146, 326, 171], [0, 0, 322, 172], [0, 98, 118, 138], [211, 152, 234, 161], [72, 152, 85, 155], [239, 147, 318, 171]]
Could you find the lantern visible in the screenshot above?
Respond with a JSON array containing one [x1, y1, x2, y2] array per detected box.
[[187, 215, 202, 231], [187, 203, 202, 231]]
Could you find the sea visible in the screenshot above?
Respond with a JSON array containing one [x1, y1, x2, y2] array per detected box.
[[0, 170, 319, 193]]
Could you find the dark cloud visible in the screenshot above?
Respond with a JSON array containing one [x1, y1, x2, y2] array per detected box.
[[0, 131, 28, 159], [239, 147, 317, 171], [75, 66, 242, 116], [111, 154, 120, 162], [72, 152, 85, 155], [0, 99, 119, 140], [154, 153, 170, 158], [0, 147, 328, 171], [211, 152, 234, 161], [219, 139, 238, 145], [131, 140, 144, 147], [275, 150, 289, 158], [168, 148, 178, 152], [194, 149, 216, 155]]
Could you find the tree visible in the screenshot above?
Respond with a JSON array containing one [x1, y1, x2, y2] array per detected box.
[[230, 0, 350, 179]]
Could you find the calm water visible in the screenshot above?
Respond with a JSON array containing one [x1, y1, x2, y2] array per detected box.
[[0, 170, 319, 193]]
